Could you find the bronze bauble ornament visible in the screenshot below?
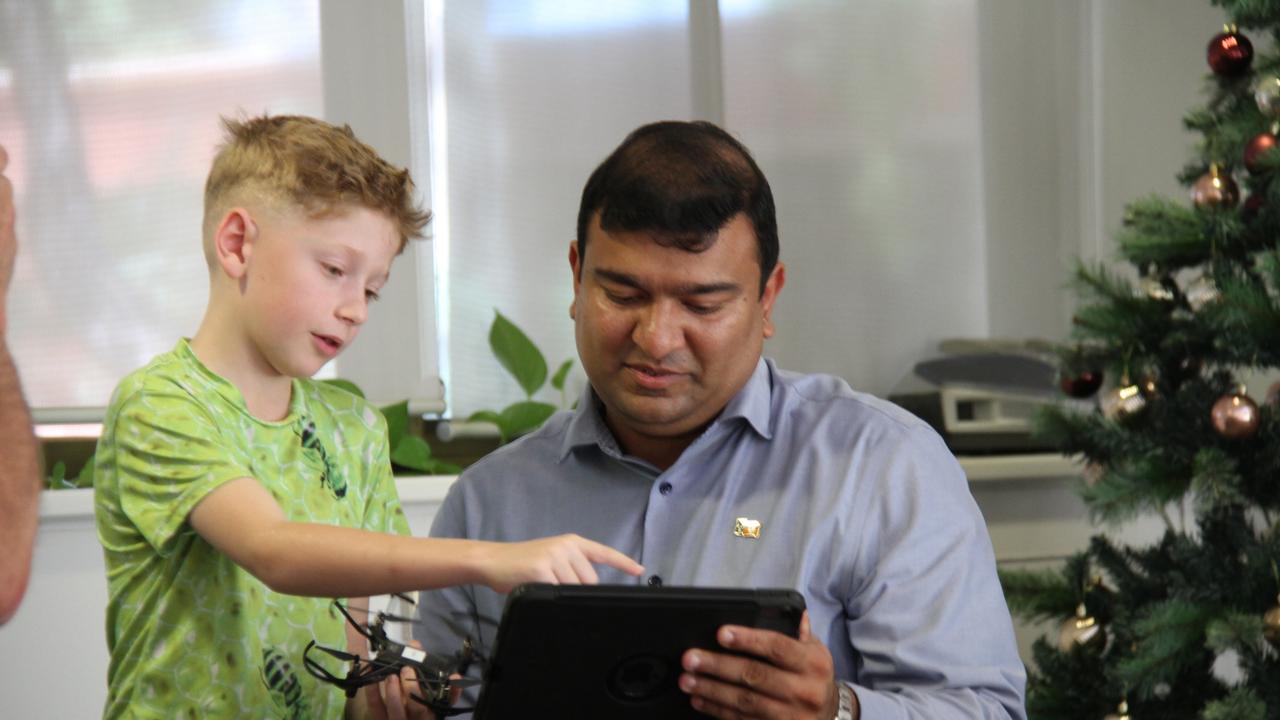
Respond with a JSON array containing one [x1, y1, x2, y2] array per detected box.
[[1190, 165, 1239, 209], [1264, 595, 1280, 649], [1058, 602, 1106, 652], [1211, 390, 1260, 440]]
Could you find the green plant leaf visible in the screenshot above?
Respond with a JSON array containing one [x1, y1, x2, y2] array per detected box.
[[467, 410, 508, 441], [322, 378, 365, 398], [75, 454, 96, 488], [499, 401, 557, 441], [390, 435, 435, 472], [379, 400, 410, 448], [47, 460, 67, 489], [550, 358, 574, 391], [490, 310, 547, 399]]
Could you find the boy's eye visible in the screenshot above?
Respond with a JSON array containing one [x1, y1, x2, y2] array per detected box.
[[365, 289, 381, 302], [322, 263, 344, 278]]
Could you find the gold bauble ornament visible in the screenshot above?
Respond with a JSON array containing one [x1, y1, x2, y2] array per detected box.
[[1264, 595, 1280, 649], [1184, 274, 1221, 312], [1138, 274, 1176, 302], [1103, 700, 1131, 720], [1256, 74, 1280, 117], [1101, 382, 1146, 422], [1058, 602, 1106, 652]]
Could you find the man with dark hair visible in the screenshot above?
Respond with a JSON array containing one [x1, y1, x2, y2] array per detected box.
[[418, 121, 1026, 719]]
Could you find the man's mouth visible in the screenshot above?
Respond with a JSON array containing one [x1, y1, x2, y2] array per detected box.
[[625, 363, 684, 389]]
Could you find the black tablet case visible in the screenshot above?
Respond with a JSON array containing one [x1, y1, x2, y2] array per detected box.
[[473, 584, 806, 719]]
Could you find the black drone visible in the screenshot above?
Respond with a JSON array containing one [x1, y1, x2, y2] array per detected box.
[[303, 594, 486, 717]]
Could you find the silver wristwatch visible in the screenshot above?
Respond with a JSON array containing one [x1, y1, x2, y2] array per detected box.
[[833, 683, 856, 720]]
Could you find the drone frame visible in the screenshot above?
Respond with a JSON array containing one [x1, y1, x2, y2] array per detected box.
[[302, 596, 483, 717]]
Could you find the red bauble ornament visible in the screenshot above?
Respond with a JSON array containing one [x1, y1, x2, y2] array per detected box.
[[1211, 390, 1260, 439], [1191, 166, 1240, 209], [1244, 192, 1265, 219], [1244, 132, 1278, 173], [1060, 370, 1104, 398], [1208, 26, 1254, 76]]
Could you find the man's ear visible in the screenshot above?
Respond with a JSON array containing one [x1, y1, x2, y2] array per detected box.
[[568, 240, 581, 320], [212, 208, 257, 279], [760, 262, 786, 339]]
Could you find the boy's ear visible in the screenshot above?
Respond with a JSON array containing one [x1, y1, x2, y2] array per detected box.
[[212, 208, 257, 279]]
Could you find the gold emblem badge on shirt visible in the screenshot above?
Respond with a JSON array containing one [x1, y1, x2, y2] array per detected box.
[[733, 517, 761, 539]]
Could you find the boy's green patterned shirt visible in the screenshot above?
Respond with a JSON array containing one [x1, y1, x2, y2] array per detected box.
[[94, 340, 410, 719]]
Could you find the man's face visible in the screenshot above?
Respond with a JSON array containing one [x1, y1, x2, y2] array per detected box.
[[569, 212, 784, 449], [241, 204, 399, 379]]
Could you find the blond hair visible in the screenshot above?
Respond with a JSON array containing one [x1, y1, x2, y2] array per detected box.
[[202, 115, 429, 256]]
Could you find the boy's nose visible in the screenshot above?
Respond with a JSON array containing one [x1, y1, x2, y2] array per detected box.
[[336, 296, 367, 326]]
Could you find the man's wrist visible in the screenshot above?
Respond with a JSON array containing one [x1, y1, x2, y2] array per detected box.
[[831, 682, 857, 720]]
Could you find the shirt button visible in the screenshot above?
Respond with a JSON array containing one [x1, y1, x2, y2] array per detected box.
[[648, 575, 663, 587], [658, 482, 673, 495]]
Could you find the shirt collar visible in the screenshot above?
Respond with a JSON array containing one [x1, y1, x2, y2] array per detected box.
[[556, 357, 774, 462], [175, 338, 308, 426]]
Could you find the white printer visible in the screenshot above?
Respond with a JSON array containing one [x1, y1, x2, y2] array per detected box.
[[887, 339, 1090, 454]]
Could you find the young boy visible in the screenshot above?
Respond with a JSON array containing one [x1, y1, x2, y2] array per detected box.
[[93, 115, 641, 719]]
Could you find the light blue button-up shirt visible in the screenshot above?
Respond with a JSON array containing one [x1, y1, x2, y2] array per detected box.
[[417, 358, 1026, 718]]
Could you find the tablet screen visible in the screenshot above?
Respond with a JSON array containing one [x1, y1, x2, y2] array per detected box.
[[473, 584, 806, 719]]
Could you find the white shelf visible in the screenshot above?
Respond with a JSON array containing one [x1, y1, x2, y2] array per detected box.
[[958, 453, 1081, 483]]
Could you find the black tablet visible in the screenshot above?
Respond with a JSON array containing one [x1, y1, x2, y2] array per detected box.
[[472, 583, 806, 719]]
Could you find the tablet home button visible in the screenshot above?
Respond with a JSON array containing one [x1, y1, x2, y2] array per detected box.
[[647, 574, 663, 586]]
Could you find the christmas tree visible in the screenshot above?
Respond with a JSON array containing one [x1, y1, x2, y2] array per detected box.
[[1000, 3, 1280, 719]]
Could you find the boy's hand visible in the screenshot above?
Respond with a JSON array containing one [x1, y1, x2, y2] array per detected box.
[[479, 534, 643, 592]]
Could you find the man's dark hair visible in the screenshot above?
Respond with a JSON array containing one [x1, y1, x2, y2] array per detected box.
[[575, 120, 779, 295]]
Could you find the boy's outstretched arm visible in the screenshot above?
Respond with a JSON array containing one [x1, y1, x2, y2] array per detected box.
[[189, 477, 643, 596]]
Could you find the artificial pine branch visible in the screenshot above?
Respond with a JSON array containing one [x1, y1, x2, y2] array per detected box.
[[1201, 688, 1268, 720], [998, 567, 1077, 623], [1116, 599, 1216, 697], [1116, 197, 1208, 269]]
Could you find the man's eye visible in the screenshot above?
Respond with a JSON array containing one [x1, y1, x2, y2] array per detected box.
[[606, 292, 641, 306], [685, 302, 720, 315]]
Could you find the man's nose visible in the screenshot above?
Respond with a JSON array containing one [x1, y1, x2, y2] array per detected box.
[[632, 300, 684, 358]]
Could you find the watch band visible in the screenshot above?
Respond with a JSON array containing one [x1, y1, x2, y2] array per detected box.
[[833, 683, 855, 720]]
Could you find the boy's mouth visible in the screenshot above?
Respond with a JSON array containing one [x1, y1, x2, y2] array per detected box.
[[312, 333, 344, 356]]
